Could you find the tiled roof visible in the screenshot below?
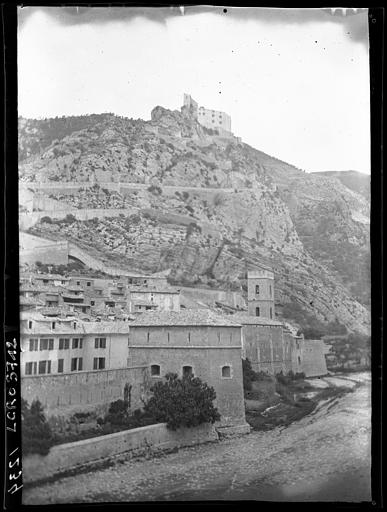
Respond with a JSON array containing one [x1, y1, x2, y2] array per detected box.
[[129, 286, 179, 294], [64, 284, 85, 292], [128, 309, 242, 327], [227, 313, 284, 327], [132, 300, 158, 306], [37, 307, 72, 316], [19, 296, 45, 306], [34, 274, 70, 281], [82, 321, 130, 334], [21, 316, 130, 335], [20, 283, 63, 293]]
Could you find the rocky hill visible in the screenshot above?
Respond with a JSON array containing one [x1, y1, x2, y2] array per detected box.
[[18, 107, 371, 334], [312, 170, 370, 201]]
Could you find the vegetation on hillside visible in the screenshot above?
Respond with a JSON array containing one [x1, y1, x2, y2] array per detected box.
[[282, 301, 347, 338]]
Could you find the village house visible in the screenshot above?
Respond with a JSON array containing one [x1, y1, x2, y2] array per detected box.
[[20, 311, 147, 417], [129, 286, 180, 313]]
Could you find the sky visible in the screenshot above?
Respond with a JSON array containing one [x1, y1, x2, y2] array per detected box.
[[18, 7, 370, 174]]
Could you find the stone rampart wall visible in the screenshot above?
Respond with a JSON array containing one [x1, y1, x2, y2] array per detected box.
[[23, 422, 219, 484]]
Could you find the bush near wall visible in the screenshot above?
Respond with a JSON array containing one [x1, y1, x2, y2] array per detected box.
[[22, 399, 54, 456], [144, 373, 221, 430]]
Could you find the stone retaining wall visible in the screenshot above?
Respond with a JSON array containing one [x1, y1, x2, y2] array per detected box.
[[23, 422, 219, 484]]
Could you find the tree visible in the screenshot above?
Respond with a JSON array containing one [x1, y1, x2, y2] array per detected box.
[[22, 399, 54, 456], [143, 373, 220, 430], [242, 358, 256, 392]]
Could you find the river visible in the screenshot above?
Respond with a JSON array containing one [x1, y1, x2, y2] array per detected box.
[[23, 372, 371, 503]]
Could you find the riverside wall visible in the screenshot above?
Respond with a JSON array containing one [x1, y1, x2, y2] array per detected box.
[[23, 422, 219, 484]]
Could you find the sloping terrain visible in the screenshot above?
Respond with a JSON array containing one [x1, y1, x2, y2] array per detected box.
[[18, 107, 370, 334], [312, 170, 370, 201]]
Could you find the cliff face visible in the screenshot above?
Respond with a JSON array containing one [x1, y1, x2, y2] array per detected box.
[[18, 108, 370, 334]]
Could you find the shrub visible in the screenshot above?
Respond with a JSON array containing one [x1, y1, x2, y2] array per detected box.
[[63, 213, 77, 224], [213, 193, 226, 207], [41, 216, 53, 224], [144, 373, 220, 430], [103, 399, 129, 426], [242, 358, 257, 391], [127, 213, 141, 226], [147, 185, 162, 195], [22, 399, 54, 456], [185, 205, 194, 214]]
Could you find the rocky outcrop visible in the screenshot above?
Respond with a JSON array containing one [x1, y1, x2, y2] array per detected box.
[[19, 107, 370, 334]]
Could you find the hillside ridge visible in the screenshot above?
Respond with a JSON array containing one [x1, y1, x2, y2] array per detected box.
[[18, 107, 370, 335]]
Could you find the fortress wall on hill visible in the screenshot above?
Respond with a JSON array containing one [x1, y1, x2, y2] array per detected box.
[[19, 208, 139, 230]]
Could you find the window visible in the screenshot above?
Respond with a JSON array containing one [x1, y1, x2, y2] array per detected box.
[[147, 332, 150, 342], [151, 364, 161, 376], [182, 366, 193, 378], [72, 338, 83, 349], [167, 332, 170, 342], [28, 321, 33, 329], [270, 308, 273, 319], [57, 359, 64, 373], [188, 332, 191, 342], [39, 339, 48, 351], [77, 281, 80, 285], [25, 362, 37, 375], [93, 357, 105, 370], [255, 307, 260, 317], [29, 338, 38, 351], [217, 332, 221, 342], [39, 338, 54, 351], [221, 366, 231, 378], [87, 282, 91, 286], [73, 322, 77, 329], [298, 356, 301, 365], [38, 360, 51, 374], [91, 301, 95, 306], [94, 337, 106, 349], [255, 284, 260, 295], [269, 285, 272, 297], [59, 338, 70, 350], [71, 357, 83, 371], [52, 322, 56, 330]]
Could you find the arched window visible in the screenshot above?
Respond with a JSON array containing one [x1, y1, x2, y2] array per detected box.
[[151, 364, 161, 377], [221, 365, 231, 378], [182, 365, 193, 378]]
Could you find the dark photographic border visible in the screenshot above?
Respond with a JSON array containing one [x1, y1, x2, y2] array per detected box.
[[1, 3, 384, 510]]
